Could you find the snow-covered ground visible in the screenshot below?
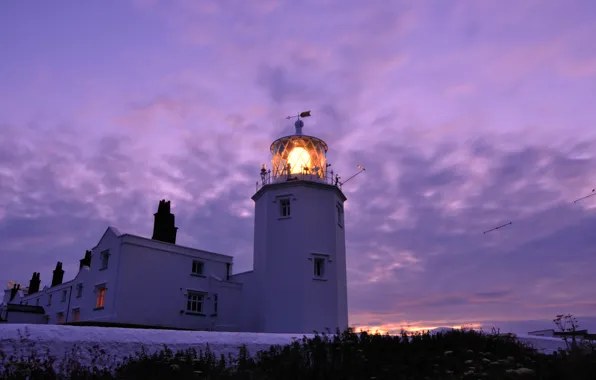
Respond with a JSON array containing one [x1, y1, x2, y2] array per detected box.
[[0, 324, 567, 371]]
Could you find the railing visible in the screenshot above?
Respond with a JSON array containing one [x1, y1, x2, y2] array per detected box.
[[256, 170, 342, 192]]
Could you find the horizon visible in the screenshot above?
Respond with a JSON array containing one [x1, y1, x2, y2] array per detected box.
[[1, 0, 596, 334]]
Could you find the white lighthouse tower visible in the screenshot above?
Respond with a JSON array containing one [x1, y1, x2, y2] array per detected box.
[[251, 114, 348, 333]]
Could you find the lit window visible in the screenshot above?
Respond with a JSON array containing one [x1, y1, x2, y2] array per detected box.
[[57, 312, 64, 324], [95, 285, 106, 309], [314, 257, 325, 278], [100, 250, 110, 270], [72, 308, 81, 322], [337, 203, 344, 227], [61, 290, 67, 302], [280, 199, 291, 217], [186, 292, 204, 313], [191, 261, 204, 275], [76, 284, 83, 298]]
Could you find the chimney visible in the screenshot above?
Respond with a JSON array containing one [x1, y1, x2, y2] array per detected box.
[[151, 199, 178, 244], [28, 272, 41, 295], [51, 262, 65, 287], [9, 284, 20, 301], [79, 250, 92, 270]]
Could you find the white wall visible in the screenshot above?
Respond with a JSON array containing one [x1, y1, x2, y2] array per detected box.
[[16, 227, 122, 325], [5, 310, 46, 324], [227, 271, 256, 331], [114, 235, 235, 330], [252, 181, 348, 333]]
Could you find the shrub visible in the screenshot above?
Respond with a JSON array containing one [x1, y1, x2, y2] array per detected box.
[[1, 327, 596, 379]]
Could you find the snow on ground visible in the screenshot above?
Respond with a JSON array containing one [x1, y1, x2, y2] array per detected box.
[[0, 324, 567, 371]]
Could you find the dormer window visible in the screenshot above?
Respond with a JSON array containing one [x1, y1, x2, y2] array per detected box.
[[100, 250, 110, 270]]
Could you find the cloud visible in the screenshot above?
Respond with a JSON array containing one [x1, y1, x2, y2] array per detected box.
[[1, 0, 596, 335]]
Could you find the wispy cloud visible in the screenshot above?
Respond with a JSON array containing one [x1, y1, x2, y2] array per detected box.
[[1, 0, 595, 333]]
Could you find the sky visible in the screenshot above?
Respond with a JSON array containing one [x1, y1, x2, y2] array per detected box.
[[1, 0, 596, 334]]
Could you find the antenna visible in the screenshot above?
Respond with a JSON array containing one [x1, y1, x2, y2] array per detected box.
[[573, 189, 595, 204], [483, 221, 512, 234], [341, 165, 366, 186]]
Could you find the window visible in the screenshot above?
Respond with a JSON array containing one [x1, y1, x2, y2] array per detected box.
[[100, 250, 110, 270], [191, 260, 204, 275], [213, 294, 218, 315], [61, 290, 67, 302], [280, 199, 291, 217], [76, 284, 83, 298], [72, 308, 81, 322], [186, 292, 204, 313], [47, 294, 52, 306], [314, 257, 326, 278], [57, 312, 65, 324], [95, 285, 106, 309], [36, 298, 39, 306], [337, 203, 344, 227]]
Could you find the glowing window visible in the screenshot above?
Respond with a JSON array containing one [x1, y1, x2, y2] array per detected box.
[[95, 285, 106, 309]]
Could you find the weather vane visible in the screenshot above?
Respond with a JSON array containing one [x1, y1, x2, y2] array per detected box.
[[285, 110, 311, 120], [483, 221, 512, 234], [573, 189, 595, 204]]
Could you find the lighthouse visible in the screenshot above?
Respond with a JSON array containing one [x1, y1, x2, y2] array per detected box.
[[251, 113, 349, 333]]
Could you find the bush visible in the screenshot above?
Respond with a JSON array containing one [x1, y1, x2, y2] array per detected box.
[[1, 327, 596, 379]]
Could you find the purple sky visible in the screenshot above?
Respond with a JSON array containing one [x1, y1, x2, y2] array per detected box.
[[2, 0, 596, 334]]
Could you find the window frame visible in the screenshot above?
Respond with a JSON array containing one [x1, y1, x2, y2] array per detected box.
[[94, 284, 107, 310], [76, 283, 83, 298], [311, 253, 329, 281], [57, 312, 65, 324], [61, 289, 67, 302], [337, 202, 344, 228], [191, 260, 205, 276], [213, 294, 218, 315], [185, 291, 205, 315], [279, 198, 291, 218], [72, 308, 81, 322], [99, 250, 110, 270]]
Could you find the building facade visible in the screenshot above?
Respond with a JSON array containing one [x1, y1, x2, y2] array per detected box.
[[1, 116, 350, 333]]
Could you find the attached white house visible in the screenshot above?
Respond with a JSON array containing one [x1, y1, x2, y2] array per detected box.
[[1, 116, 350, 333]]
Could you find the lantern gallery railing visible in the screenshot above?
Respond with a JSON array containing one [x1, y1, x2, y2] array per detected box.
[[256, 169, 343, 192]]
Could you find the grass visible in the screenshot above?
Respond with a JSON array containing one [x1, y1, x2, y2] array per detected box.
[[1, 327, 595, 379]]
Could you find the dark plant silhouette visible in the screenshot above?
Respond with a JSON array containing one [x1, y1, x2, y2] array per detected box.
[[1, 326, 596, 379]]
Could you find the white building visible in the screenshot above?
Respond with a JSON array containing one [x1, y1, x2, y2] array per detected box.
[[1, 116, 349, 333]]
